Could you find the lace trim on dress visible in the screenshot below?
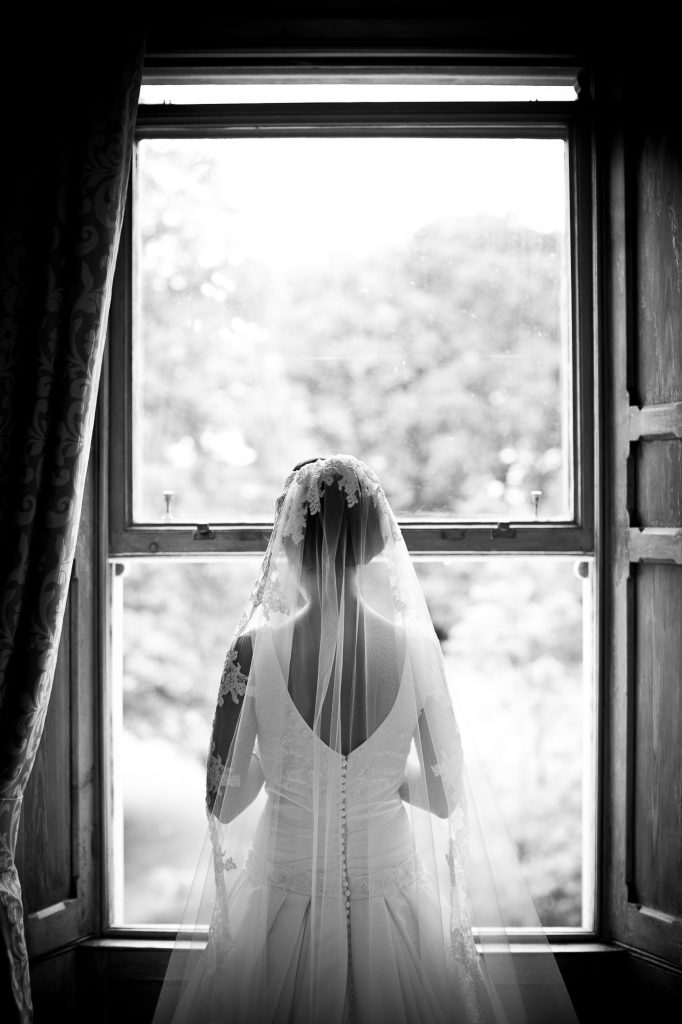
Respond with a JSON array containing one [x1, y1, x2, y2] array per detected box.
[[244, 849, 424, 899]]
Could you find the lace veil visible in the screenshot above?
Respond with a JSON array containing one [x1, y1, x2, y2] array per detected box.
[[153, 454, 579, 1024]]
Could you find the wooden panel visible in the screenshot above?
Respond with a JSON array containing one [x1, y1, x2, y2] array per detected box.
[[143, 15, 587, 57], [632, 564, 682, 919], [635, 134, 682, 405], [30, 949, 75, 1023], [75, 941, 631, 1024], [15, 585, 74, 912], [76, 942, 171, 1024], [627, 951, 682, 1024], [13, 431, 100, 974], [636, 440, 682, 527]]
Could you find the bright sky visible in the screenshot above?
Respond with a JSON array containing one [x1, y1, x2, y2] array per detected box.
[[158, 136, 568, 271], [247, 137, 563, 267]]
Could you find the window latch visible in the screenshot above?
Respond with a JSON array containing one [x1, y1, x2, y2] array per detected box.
[[491, 522, 516, 540], [162, 490, 175, 521], [193, 523, 216, 540]]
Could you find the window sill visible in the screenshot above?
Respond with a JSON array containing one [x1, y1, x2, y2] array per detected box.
[[76, 934, 625, 979]]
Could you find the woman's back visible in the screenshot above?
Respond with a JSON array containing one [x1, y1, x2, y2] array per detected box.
[[285, 604, 405, 756]]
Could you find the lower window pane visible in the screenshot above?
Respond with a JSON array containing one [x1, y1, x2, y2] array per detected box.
[[110, 556, 594, 929], [415, 557, 594, 931]]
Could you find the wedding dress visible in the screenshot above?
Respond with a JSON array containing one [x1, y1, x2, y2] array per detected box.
[[153, 455, 579, 1024]]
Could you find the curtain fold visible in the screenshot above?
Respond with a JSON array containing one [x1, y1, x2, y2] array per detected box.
[[0, 24, 145, 1022]]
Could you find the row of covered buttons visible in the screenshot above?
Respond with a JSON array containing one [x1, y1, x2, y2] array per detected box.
[[341, 756, 351, 912], [340, 754, 357, 1015]]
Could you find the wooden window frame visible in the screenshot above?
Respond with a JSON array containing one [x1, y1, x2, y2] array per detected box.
[[103, 67, 600, 942]]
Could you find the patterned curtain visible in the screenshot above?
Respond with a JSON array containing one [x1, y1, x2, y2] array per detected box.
[[0, 24, 145, 1022]]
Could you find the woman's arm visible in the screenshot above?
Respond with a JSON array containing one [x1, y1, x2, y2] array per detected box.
[[217, 750, 265, 824], [399, 710, 450, 819], [207, 633, 265, 819]]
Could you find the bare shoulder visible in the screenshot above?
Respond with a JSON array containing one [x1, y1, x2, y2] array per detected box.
[[364, 605, 433, 647], [362, 605, 409, 666]]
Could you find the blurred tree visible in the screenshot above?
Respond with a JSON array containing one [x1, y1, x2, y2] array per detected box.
[[134, 141, 568, 524], [277, 217, 565, 519]]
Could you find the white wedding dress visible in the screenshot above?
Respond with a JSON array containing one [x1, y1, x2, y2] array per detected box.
[[172, 627, 481, 1024], [155, 456, 579, 1024]]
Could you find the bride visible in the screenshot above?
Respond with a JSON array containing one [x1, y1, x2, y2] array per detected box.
[[153, 455, 579, 1024]]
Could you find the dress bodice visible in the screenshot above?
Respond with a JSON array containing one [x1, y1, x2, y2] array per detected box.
[[247, 665, 420, 898]]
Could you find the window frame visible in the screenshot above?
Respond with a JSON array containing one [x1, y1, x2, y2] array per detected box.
[[104, 70, 600, 941]]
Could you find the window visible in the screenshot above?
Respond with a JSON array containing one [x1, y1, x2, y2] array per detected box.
[[106, 72, 596, 935]]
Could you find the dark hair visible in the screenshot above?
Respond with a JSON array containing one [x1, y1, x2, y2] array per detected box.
[[292, 456, 325, 472]]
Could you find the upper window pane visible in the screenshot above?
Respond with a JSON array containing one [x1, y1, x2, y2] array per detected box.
[[134, 136, 571, 523]]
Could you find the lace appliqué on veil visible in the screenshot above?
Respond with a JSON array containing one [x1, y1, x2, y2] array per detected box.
[[279, 454, 386, 546], [206, 749, 225, 803], [446, 830, 484, 1024], [218, 647, 248, 706], [253, 566, 290, 619], [431, 753, 464, 813], [205, 818, 241, 974]]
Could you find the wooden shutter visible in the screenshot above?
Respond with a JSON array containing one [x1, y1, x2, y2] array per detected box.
[[604, 64, 682, 990], [13, 451, 101, 1014]]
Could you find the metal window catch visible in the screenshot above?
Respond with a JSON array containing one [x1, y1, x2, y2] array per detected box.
[[162, 490, 175, 521], [193, 523, 216, 540], [530, 489, 543, 520], [491, 522, 516, 539]]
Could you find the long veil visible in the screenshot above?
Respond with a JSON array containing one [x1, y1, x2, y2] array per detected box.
[[152, 455, 579, 1024]]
